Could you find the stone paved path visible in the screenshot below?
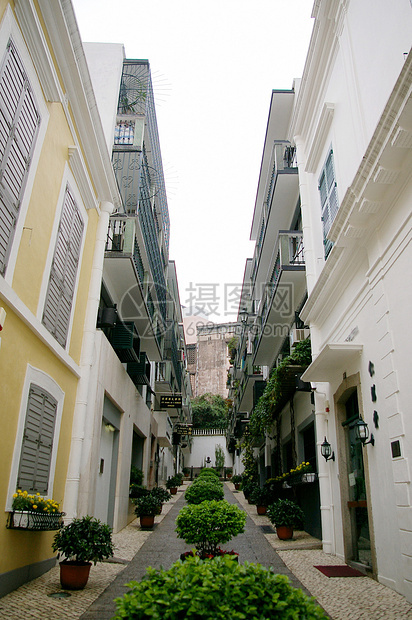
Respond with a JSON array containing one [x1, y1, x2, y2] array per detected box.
[[80, 483, 310, 619]]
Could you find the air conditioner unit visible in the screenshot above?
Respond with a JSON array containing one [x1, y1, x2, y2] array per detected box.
[[290, 328, 310, 347]]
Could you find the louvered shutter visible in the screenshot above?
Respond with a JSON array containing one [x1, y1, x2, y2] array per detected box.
[[17, 385, 57, 494], [0, 39, 40, 275], [319, 149, 339, 257], [42, 186, 84, 347]]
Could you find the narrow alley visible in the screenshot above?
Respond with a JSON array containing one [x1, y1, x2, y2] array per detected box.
[[1, 481, 411, 620]]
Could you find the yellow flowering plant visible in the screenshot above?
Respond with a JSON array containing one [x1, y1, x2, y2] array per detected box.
[[12, 489, 61, 513], [266, 462, 312, 485]]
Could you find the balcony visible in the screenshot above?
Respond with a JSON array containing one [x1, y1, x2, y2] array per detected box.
[[153, 410, 173, 448], [234, 355, 264, 413], [155, 361, 174, 393], [253, 231, 306, 366], [104, 216, 162, 361], [251, 142, 299, 286]]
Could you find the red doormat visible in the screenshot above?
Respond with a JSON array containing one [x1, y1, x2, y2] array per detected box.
[[314, 565, 365, 578]]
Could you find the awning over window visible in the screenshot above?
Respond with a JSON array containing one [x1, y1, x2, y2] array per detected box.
[[301, 343, 363, 382]]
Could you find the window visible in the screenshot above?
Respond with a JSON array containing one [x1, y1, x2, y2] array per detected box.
[[42, 185, 84, 347], [0, 39, 40, 275], [17, 384, 57, 494], [319, 148, 339, 258]]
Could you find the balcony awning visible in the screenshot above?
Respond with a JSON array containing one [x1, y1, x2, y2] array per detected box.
[[301, 343, 363, 382]]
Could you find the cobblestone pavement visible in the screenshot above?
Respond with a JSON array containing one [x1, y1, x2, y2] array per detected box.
[[0, 481, 411, 619]]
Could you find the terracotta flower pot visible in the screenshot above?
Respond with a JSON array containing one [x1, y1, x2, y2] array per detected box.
[[276, 525, 294, 540], [140, 515, 155, 528], [59, 560, 91, 590], [234, 483, 240, 490], [169, 487, 178, 495], [256, 505, 267, 515]]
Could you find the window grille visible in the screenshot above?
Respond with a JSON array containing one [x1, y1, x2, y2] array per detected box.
[[17, 384, 58, 494], [0, 39, 40, 275], [42, 185, 84, 347]]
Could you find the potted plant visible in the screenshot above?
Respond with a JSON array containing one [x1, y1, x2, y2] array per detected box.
[[52, 515, 114, 590], [182, 466, 190, 478], [165, 475, 181, 494], [112, 556, 327, 619], [149, 486, 171, 514], [133, 494, 162, 528], [267, 499, 305, 540], [231, 474, 242, 490], [8, 489, 64, 531], [175, 499, 246, 558], [249, 485, 273, 515]]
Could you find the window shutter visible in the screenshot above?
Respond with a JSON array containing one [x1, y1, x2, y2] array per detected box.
[[42, 186, 84, 347], [17, 385, 58, 494], [0, 39, 40, 275], [319, 149, 339, 258]]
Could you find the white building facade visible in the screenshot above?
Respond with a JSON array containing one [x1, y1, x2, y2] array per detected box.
[[290, 0, 412, 602]]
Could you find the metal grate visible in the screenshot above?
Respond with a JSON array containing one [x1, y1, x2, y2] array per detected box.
[[260, 525, 275, 534]]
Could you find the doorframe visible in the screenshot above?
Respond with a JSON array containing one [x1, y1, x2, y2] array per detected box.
[[334, 373, 377, 577]]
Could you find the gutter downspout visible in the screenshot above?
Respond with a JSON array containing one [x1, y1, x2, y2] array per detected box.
[[63, 201, 113, 519]]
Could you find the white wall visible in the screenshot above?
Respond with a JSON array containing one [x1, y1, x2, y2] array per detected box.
[[84, 42, 125, 153], [79, 331, 152, 532], [185, 433, 233, 470]]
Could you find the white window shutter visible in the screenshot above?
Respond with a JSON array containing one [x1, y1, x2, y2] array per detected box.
[[42, 186, 84, 347]]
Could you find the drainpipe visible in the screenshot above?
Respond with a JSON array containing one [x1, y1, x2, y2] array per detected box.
[[63, 201, 114, 520], [314, 388, 336, 554]]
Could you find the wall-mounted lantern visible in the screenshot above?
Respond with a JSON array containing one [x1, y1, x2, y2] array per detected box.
[[354, 419, 375, 446], [321, 437, 335, 461]]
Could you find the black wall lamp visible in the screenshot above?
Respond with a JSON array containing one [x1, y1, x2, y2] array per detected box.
[[354, 419, 375, 446], [321, 437, 335, 462]]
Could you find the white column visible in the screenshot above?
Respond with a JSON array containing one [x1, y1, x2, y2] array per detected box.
[[314, 388, 336, 554], [63, 201, 114, 519]]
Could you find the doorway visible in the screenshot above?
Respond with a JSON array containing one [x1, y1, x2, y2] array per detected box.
[[343, 391, 372, 567], [335, 375, 375, 575]]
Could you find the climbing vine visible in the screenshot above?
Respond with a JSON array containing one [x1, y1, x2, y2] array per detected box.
[[249, 339, 312, 438]]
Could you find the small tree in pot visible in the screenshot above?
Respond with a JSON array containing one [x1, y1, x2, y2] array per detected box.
[[149, 486, 171, 514], [267, 499, 305, 540], [133, 494, 162, 528], [166, 475, 181, 494], [176, 500, 246, 558], [52, 516, 115, 590]]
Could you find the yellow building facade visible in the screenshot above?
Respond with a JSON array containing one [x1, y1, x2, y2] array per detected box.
[[0, 0, 120, 595]]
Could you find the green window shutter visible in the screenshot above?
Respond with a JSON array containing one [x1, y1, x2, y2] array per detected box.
[[0, 39, 41, 275], [17, 385, 58, 494], [42, 185, 84, 347]]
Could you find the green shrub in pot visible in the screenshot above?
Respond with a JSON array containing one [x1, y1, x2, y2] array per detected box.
[[133, 494, 162, 518], [184, 480, 224, 504], [112, 555, 328, 619], [149, 486, 171, 504], [52, 515, 115, 589], [52, 515, 114, 565], [176, 500, 246, 556], [267, 499, 305, 528], [165, 475, 181, 490]]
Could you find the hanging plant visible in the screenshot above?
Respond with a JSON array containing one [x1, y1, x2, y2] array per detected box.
[[249, 339, 311, 437]]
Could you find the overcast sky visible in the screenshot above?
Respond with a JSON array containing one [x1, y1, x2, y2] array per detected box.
[[72, 0, 314, 321]]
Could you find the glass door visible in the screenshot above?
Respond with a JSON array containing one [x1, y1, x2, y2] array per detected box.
[[345, 392, 372, 567]]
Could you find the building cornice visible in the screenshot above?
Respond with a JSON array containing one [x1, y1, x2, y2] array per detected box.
[[36, 0, 122, 211]]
